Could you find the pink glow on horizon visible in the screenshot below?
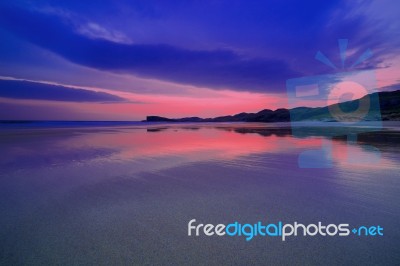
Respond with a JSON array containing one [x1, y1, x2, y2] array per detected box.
[[375, 55, 400, 90], [0, 85, 289, 120], [1, 57, 399, 121], [74, 91, 287, 120]]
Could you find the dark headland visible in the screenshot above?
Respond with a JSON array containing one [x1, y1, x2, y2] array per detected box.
[[144, 90, 400, 122]]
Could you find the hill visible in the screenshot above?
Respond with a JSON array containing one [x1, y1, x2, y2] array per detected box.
[[144, 90, 400, 122]]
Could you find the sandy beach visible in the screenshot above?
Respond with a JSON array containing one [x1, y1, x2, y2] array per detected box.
[[0, 122, 399, 264]]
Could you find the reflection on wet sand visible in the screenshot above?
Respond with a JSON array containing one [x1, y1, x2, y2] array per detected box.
[[0, 122, 399, 265], [1, 122, 399, 173]]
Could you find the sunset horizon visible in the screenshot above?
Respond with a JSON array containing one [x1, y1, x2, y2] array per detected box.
[[1, 1, 400, 120], [1, 1, 400, 265]]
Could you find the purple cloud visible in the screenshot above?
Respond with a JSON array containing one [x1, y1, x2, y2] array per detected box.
[[0, 5, 300, 93], [0, 79, 126, 102]]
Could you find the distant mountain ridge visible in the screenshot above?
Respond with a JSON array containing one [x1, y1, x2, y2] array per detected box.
[[145, 90, 400, 122]]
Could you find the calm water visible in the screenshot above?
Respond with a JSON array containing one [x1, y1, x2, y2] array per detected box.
[[0, 122, 399, 265]]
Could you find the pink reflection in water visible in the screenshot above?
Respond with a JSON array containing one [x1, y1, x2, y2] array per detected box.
[[2, 124, 396, 173], [60, 125, 326, 163]]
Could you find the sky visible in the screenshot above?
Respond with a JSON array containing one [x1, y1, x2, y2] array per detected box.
[[0, 0, 399, 120]]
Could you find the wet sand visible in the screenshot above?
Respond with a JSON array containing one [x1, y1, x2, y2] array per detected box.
[[0, 122, 399, 265]]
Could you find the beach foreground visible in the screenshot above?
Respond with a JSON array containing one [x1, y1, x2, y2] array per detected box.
[[0, 122, 399, 265]]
